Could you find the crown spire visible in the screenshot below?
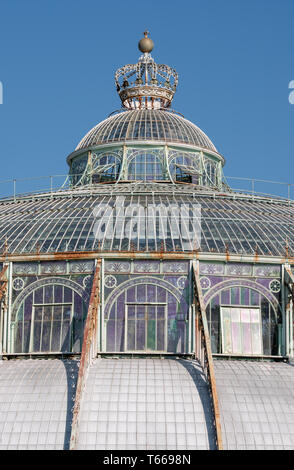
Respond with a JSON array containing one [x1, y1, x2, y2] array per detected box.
[[115, 32, 178, 110]]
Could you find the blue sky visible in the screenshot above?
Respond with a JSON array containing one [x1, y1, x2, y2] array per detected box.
[[0, 0, 293, 197]]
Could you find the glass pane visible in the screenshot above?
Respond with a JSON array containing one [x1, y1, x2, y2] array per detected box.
[[221, 308, 232, 354], [64, 287, 72, 303], [72, 318, 83, 353], [231, 308, 241, 354], [14, 323, 23, 353], [53, 305, 62, 320], [116, 320, 125, 352], [63, 306, 71, 320], [33, 321, 42, 351], [23, 322, 31, 353], [136, 285, 146, 302], [136, 319, 145, 350], [148, 306, 155, 319], [128, 305, 135, 319], [43, 306, 52, 321], [34, 306, 43, 321], [147, 306, 156, 350], [136, 305, 145, 319], [54, 285, 63, 303], [241, 321, 252, 354], [127, 319, 135, 350], [41, 321, 51, 351], [51, 321, 61, 351], [157, 306, 165, 319], [251, 309, 262, 354], [157, 318, 165, 351], [34, 287, 43, 304], [44, 286, 53, 303], [221, 307, 263, 356]]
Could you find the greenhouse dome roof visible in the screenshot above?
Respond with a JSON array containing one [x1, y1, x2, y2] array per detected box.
[[75, 109, 217, 152], [0, 183, 293, 256]]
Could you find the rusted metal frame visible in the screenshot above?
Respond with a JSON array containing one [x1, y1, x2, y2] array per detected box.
[[192, 260, 223, 450], [285, 265, 294, 285], [70, 259, 101, 450], [0, 250, 196, 263], [0, 265, 8, 301], [284, 265, 294, 356], [2, 249, 294, 264], [0, 265, 9, 356], [284, 264, 294, 311]]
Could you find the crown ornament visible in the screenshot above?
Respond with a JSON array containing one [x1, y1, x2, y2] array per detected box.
[[115, 31, 178, 110]]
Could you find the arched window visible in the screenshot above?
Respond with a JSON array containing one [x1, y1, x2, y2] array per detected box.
[[128, 152, 164, 181], [203, 158, 217, 186], [206, 286, 279, 355], [70, 154, 88, 186], [92, 153, 121, 183], [11, 284, 88, 354], [169, 153, 201, 184], [106, 282, 188, 353]]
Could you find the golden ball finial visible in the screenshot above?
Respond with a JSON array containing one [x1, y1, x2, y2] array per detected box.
[[138, 30, 154, 53]]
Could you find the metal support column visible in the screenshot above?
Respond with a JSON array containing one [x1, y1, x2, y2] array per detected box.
[[284, 264, 294, 357], [0, 265, 8, 356]]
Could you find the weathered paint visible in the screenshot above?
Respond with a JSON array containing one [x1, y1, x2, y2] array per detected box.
[[70, 260, 101, 450], [192, 260, 223, 450], [1, 250, 293, 264]]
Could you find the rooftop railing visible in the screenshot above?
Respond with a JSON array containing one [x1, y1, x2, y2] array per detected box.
[[0, 173, 293, 202], [225, 176, 294, 201]]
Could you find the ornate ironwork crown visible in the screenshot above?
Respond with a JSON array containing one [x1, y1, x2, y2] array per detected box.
[[115, 31, 178, 110]]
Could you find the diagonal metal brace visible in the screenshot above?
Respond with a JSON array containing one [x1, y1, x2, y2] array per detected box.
[[70, 259, 101, 450], [192, 260, 223, 450]]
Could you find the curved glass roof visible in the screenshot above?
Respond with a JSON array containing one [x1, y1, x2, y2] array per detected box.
[[0, 184, 293, 256], [75, 109, 217, 152]]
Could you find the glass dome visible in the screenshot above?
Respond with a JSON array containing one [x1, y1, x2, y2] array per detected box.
[[75, 109, 217, 152]]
